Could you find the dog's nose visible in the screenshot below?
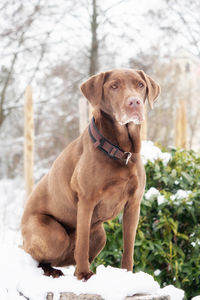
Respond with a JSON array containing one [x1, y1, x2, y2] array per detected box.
[[127, 97, 142, 108]]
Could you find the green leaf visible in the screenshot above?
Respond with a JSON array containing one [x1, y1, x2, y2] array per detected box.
[[181, 171, 193, 184]]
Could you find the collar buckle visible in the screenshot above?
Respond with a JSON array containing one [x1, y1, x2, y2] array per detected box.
[[123, 152, 132, 165]]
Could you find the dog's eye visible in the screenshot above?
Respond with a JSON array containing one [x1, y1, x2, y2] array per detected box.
[[138, 82, 144, 88], [110, 83, 119, 89]]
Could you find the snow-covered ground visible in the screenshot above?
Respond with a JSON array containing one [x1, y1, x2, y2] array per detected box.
[[0, 245, 184, 300]]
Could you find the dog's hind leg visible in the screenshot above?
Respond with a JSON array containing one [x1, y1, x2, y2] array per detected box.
[[38, 263, 64, 278], [21, 214, 71, 276]]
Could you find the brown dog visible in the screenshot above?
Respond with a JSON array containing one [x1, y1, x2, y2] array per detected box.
[[21, 69, 160, 280]]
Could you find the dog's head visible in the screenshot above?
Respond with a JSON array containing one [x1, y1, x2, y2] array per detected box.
[[80, 69, 160, 125]]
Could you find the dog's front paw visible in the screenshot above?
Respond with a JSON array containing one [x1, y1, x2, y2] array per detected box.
[[74, 268, 94, 281]]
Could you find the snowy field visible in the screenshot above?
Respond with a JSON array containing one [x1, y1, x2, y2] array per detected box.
[[0, 141, 193, 300]]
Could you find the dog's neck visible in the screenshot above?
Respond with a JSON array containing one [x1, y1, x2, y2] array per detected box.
[[93, 110, 141, 153]]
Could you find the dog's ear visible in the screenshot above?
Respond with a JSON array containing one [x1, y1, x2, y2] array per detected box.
[[80, 72, 105, 106], [137, 70, 160, 109]]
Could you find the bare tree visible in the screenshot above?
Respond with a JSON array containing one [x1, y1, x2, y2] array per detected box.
[[141, 1, 200, 149], [0, 0, 76, 127], [0, 1, 43, 126], [89, 0, 99, 75]]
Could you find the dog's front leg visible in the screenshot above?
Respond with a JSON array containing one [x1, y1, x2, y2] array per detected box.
[[74, 199, 95, 280], [121, 201, 141, 271]]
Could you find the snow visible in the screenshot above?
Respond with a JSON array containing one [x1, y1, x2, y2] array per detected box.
[[159, 285, 184, 300], [191, 239, 200, 247], [157, 195, 165, 205], [0, 178, 24, 246], [145, 187, 160, 200], [0, 245, 184, 300], [141, 141, 172, 165], [170, 189, 192, 200], [154, 269, 161, 276], [170, 189, 192, 206], [145, 186, 192, 207], [144, 187, 166, 206]]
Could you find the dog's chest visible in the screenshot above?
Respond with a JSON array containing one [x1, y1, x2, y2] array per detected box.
[[92, 177, 136, 223]]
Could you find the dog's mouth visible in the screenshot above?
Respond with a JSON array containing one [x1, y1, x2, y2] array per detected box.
[[117, 111, 145, 126]]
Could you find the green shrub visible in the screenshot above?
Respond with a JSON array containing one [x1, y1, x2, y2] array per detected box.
[[92, 148, 200, 300]]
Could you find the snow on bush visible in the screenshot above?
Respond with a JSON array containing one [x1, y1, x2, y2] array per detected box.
[[141, 141, 171, 165], [170, 189, 192, 201], [0, 245, 184, 300], [145, 187, 160, 200], [145, 187, 166, 206]]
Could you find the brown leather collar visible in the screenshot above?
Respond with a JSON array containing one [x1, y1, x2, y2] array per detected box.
[[89, 117, 132, 165]]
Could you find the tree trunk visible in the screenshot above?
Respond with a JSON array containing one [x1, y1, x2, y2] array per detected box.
[[89, 0, 99, 76], [88, 0, 99, 120]]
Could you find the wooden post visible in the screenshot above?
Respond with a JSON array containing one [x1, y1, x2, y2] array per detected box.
[[79, 97, 88, 134], [175, 99, 187, 148], [24, 86, 34, 199], [141, 105, 147, 140]]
